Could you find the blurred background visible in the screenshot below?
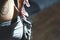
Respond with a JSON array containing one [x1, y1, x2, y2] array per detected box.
[[25, 0, 60, 15], [25, 0, 60, 40]]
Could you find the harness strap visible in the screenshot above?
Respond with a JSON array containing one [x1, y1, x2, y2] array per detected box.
[[14, 0, 24, 16], [14, 0, 30, 19]]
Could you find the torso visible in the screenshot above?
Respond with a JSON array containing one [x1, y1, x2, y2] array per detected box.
[[0, 0, 21, 22]]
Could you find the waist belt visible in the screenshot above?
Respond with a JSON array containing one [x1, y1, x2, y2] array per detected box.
[[0, 21, 11, 27], [0, 17, 17, 27]]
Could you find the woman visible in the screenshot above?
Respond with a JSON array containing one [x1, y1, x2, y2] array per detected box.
[[0, 0, 32, 40]]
